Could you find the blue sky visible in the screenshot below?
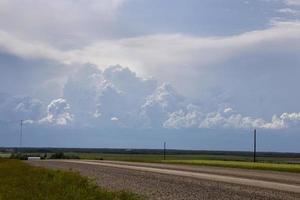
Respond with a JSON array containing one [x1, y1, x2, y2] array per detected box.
[[0, 0, 300, 152]]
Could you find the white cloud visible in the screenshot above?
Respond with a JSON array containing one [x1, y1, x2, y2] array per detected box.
[[198, 111, 300, 130], [111, 117, 119, 121], [263, 112, 300, 129], [199, 112, 266, 130], [278, 8, 300, 15], [63, 64, 104, 123], [139, 83, 185, 128], [62, 65, 159, 128], [164, 103, 300, 130], [142, 83, 184, 112], [163, 104, 204, 129], [40, 98, 73, 125], [224, 107, 234, 114]]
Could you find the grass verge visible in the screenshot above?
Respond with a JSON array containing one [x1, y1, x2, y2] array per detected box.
[[0, 159, 143, 200]]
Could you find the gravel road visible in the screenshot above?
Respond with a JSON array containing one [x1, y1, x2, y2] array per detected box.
[[28, 160, 300, 200]]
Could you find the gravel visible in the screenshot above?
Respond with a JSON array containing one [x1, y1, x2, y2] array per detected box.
[[27, 160, 300, 200]]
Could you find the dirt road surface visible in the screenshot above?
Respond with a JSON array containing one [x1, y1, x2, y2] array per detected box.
[[28, 160, 300, 200]]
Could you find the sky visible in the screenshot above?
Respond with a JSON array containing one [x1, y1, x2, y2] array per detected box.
[[0, 0, 300, 152]]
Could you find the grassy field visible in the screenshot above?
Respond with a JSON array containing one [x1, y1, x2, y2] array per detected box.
[[63, 151, 299, 162], [63, 152, 300, 163], [0, 153, 11, 158], [61, 153, 300, 173], [0, 159, 142, 200], [3, 150, 300, 173], [163, 160, 300, 173]]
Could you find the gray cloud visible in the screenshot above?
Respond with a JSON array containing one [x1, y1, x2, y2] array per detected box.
[[0, 0, 126, 48], [284, 0, 300, 6], [0, 93, 44, 122]]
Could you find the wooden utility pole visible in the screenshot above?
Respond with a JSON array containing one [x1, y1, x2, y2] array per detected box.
[[163, 142, 166, 160], [20, 120, 23, 150], [253, 129, 257, 162]]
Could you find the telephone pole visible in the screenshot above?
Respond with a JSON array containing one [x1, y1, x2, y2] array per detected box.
[[253, 129, 257, 162], [163, 142, 166, 160], [19, 120, 23, 150]]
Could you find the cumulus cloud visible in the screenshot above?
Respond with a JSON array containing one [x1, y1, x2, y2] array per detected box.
[[63, 64, 104, 123], [40, 98, 73, 125], [163, 106, 263, 130], [103, 65, 157, 98], [164, 105, 300, 130], [1, 64, 299, 131], [49, 66, 300, 130], [62, 65, 158, 127], [60, 65, 186, 128], [139, 83, 185, 128], [263, 112, 300, 129], [163, 104, 204, 129], [142, 83, 184, 113], [199, 112, 266, 130]]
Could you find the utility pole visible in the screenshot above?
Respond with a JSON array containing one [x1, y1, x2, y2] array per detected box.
[[19, 120, 23, 151], [253, 129, 256, 162], [163, 142, 166, 160]]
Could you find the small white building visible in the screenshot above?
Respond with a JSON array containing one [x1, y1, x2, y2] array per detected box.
[[27, 157, 41, 160]]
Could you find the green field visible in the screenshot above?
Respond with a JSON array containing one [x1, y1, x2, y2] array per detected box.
[[2, 148, 300, 173], [163, 160, 300, 173], [0, 153, 11, 158], [0, 159, 142, 200], [65, 152, 300, 163], [61, 153, 300, 173]]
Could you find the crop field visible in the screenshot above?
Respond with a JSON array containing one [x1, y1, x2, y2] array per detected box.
[[64, 152, 300, 163], [0, 153, 10, 158], [0, 159, 142, 200], [58, 153, 300, 173], [163, 160, 300, 173], [2, 148, 300, 173]]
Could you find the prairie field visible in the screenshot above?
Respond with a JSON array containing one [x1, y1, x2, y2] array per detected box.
[[61, 152, 300, 173]]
